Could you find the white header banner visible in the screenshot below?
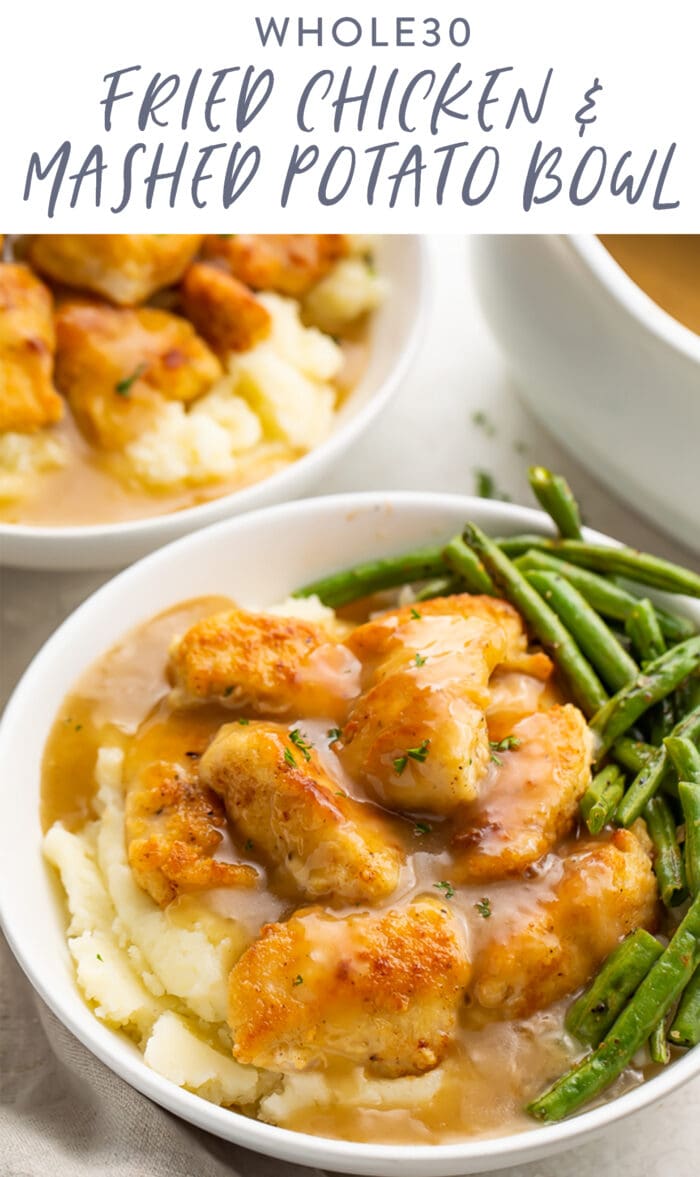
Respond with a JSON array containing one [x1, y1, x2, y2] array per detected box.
[[2, 0, 698, 230]]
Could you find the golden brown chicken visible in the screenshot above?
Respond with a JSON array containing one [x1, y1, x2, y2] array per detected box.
[[228, 898, 471, 1075], [202, 234, 348, 296], [453, 705, 592, 882], [180, 262, 271, 355], [169, 606, 360, 718], [485, 664, 557, 744], [54, 301, 222, 449], [125, 759, 258, 908], [345, 594, 540, 676], [0, 263, 63, 433], [28, 235, 204, 306], [200, 721, 404, 902], [340, 596, 535, 813], [469, 828, 658, 1020]]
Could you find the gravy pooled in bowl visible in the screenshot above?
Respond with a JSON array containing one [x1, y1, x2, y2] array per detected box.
[[600, 235, 700, 335], [42, 590, 660, 1145]]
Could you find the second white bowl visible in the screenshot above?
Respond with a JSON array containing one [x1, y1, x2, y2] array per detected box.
[[0, 236, 429, 571]]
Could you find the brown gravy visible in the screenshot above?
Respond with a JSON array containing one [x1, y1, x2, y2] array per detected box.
[[600, 235, 700, 335], [3, 339, 366, 528]]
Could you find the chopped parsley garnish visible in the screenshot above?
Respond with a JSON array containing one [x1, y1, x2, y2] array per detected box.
[[471, 409, 496, 437], [474, 469, 511, 502], [283, 747, 296, 767], [434, 880, 455, 900], [475, 897, 492, 919], [115, 362, 147, 398], [96, 953, 104, 962], [289, 729, 313, 761], [393, 738, 431, 775], [244, 839, 254, 852], [293, 974, 304, 986], [414, 821, 432, 837], [74, 723, 82, 732], [238, 717, 250, 725], [327, 727, 342, 743], [408, 739, 430, 762], [414, 653, 427, 667], [490, 735, 521, 764], [223, 685, 234, 697], [409, 607, 421, 620]]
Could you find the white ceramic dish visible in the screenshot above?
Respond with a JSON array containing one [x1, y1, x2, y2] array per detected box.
[[0, 236, 429, 572], [470, 234, 700, 552], [2, 491, 700, 1176]]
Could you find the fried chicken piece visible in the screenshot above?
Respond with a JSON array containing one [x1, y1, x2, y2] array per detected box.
[[125, 760, 257, 908], [453, 705, 592, 882], [169, 606, 360, 718], [486, 665, 558, 744], [202, 234, 349, 297], [201, 721, 403, 902], [469, 828, 658, 1020], [54, 301, 222, 449], [0, 263, 63, 433], [180, 262, 271, 356], [28, 234, 203, 306], [228, 898, 471, 1075], [340, 596, 531, 813]]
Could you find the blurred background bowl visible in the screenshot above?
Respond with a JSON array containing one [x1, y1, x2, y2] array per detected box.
[[471, 235, 700, 552], [0, 236, 429, 572]]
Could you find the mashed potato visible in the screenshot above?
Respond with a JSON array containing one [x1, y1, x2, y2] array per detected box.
[[122, 255, 378, 492], [303, 256, 386, 335], [0, 430, 66, 501], [44, 745, 264, 1105]]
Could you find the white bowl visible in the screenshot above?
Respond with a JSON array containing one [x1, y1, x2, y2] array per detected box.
[[0, 237, 429, 572], [2, 491, 699, 1176], [470, 235, 700, 552]]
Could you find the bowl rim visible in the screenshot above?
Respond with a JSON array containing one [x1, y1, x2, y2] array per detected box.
[[567, 234, 700, 364], [2, 489, 700, 1175], [0, 236, 430, 549]]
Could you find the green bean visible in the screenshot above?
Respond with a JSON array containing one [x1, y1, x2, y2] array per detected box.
[[528, 466, 583, 540], [649, 1016, 671, 1065], [499, 535, 558, 559], [625, 598, 666, 665], [442, 536, 495, 595], [413, 575, 462, 602], [526, 570, 638, 692], [648, 696, 676, 747], [527, 892, 700, 1122], [612, 736, 656, 775], [580, 765, 626, 835], [616, 704, 700, 826], [669, 964, 700, 1048], [679, 782, 700, 898], [500, 538, 700, 598], [461, 524, 608, 717], [564, 929, 663, 1047], [293, 546, 448, 608], [514, 552, 693, 644], [644, 794, 686, 907], [665, 736, 700, 783], [591, 639, 700, 757]]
